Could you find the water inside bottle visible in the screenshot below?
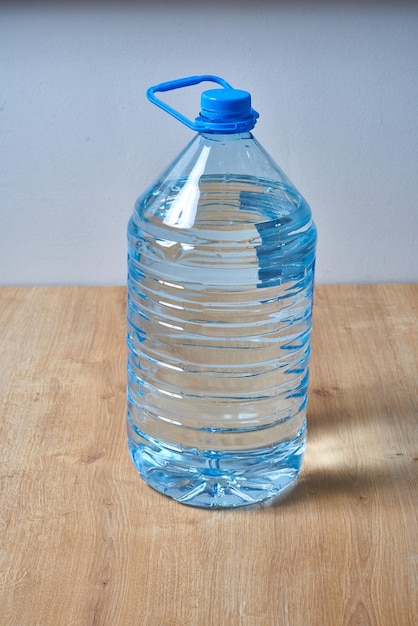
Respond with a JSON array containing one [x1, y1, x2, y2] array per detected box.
[[127, 174, 316, 507]]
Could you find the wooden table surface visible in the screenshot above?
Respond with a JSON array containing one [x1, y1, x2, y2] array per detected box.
[[0, 285, 417, 626]]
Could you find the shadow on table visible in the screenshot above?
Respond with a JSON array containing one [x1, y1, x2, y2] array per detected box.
[[265, 380, 417, 509]]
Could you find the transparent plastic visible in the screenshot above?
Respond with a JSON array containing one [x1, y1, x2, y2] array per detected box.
[[127, 131, 316, 507]]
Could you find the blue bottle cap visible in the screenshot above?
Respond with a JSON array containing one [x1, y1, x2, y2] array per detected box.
[[198, 88, 258, 132]]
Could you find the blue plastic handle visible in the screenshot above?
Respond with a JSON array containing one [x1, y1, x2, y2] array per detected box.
[[146, 75, 234, 131]]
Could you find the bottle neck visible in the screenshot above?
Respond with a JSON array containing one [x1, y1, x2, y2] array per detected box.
[[200, 131, 253, 142]]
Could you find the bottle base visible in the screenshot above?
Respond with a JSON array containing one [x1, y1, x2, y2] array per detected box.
[[128, 423, 306, 508]]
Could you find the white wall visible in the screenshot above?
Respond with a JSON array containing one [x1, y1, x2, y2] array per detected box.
[[1, 2, 418, 285]]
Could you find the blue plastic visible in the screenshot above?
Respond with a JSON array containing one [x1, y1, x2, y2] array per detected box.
[[146, 75, 259, 133], [127, 74, 317, 508]]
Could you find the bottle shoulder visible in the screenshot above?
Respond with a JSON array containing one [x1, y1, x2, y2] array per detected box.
[[133, 133, 314, 233]]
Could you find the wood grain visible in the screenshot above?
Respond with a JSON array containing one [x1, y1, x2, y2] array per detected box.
[[0, 285, 417, 626]]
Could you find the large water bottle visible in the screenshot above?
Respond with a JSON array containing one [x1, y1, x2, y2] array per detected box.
[[127, 75, 317, 508]]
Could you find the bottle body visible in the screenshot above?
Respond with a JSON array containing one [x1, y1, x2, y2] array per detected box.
[[127, 133, 316, 507]]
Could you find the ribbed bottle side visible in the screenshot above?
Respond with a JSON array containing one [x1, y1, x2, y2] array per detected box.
[[127, 176, 316, 452]]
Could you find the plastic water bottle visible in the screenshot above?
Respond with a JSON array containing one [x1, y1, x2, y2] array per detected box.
[[127, 75, 317, 508]]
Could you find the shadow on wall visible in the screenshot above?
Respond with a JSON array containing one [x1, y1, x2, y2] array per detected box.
[[0, 0, 414, 6]]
